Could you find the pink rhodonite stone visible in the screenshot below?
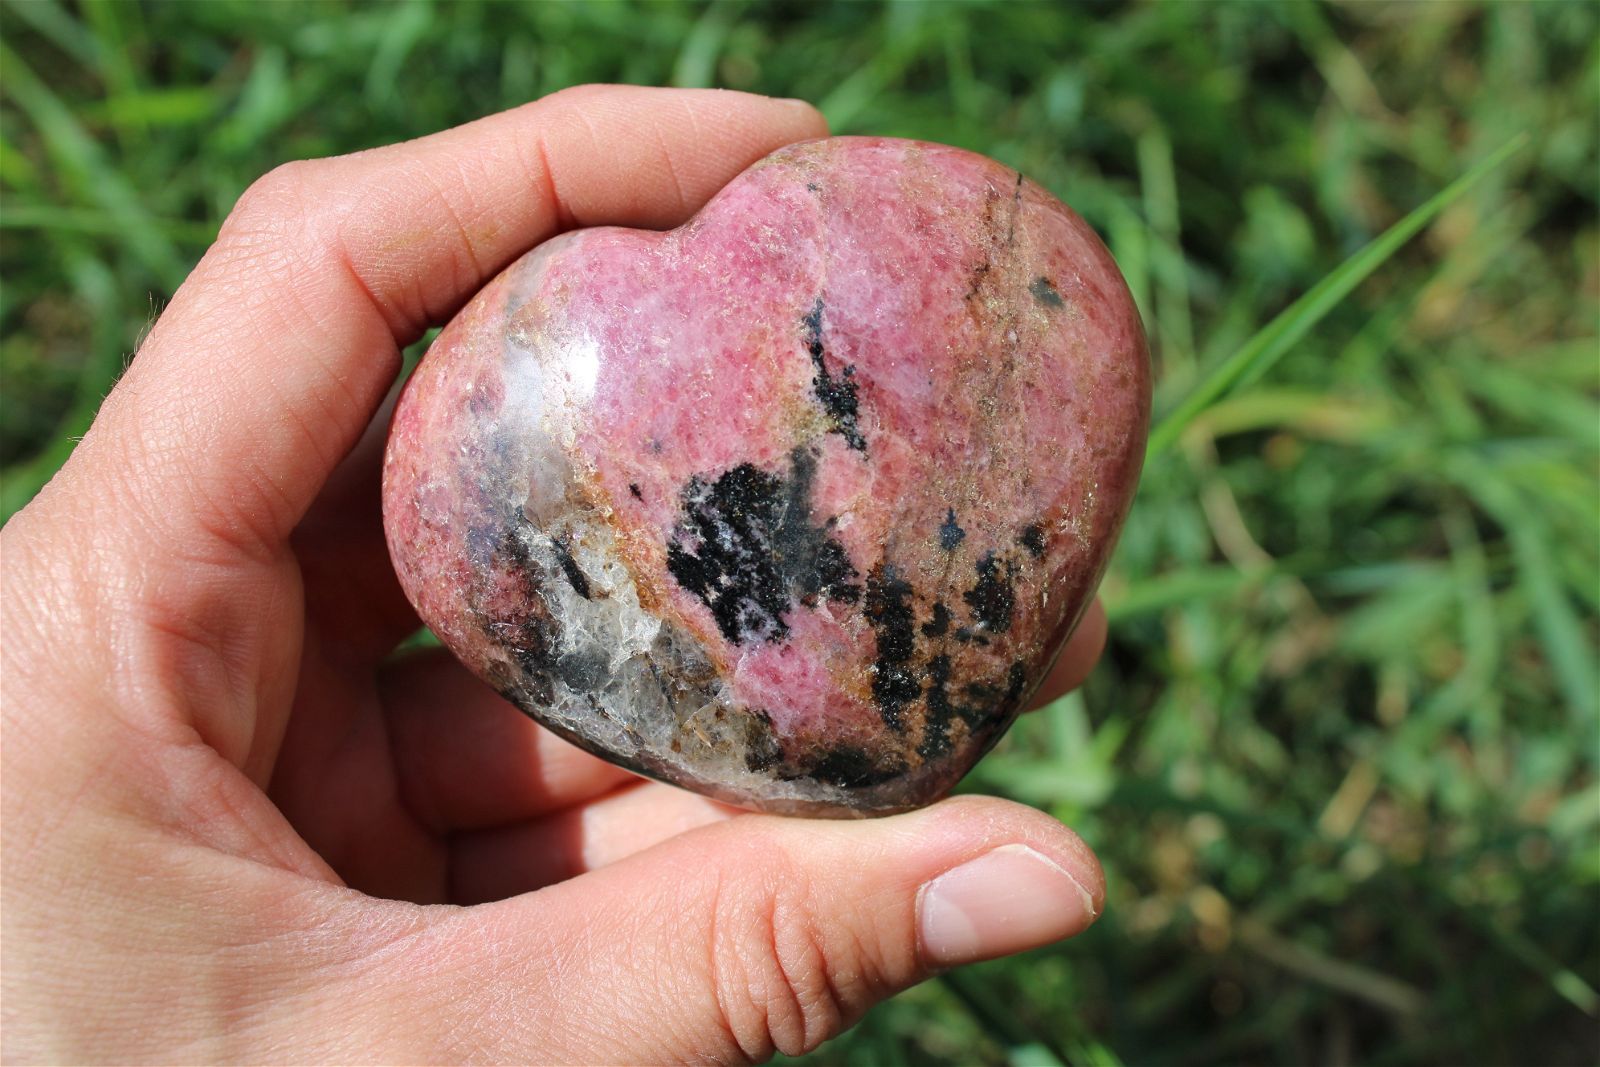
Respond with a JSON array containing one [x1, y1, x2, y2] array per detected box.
[[382, 137, 1150, 817]]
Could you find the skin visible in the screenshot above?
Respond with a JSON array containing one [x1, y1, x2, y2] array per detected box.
[[0, 86, 1109, 1064]]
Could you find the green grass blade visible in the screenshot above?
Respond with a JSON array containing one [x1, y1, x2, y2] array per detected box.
[[1452, 885, 1600, 1016], [0, 41, 188, 291], [671, 1, 740, 89], [1104, 564, 1272, 621], [1, 0, 99, 67], [818, 3, 927, 131], [1146, 134, 1528, 459], [1446, 459, 1599, 729], [1138, 124, 1195, 374], [0, 203, 216, 244], [0, 252, 128, 520]]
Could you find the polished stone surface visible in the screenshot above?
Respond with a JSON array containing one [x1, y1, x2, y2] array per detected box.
[[382, 137, 1150, 816]]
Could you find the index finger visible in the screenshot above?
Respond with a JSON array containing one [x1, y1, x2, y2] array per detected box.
[[70, 86, 827, 554]]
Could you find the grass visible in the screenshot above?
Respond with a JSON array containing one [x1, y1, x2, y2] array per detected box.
[[2, 1, 1597, 1063]]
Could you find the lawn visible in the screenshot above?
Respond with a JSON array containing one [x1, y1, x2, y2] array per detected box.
[[2, 1, 1596, 1063]]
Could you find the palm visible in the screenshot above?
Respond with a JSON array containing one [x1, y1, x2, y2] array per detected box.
[[236, 418, 701, 905]]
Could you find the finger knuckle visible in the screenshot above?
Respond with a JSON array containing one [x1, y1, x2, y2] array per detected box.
[[224, 160, 324, 237], [708, 843, 866, 1060], [217, 162, 355, 283]]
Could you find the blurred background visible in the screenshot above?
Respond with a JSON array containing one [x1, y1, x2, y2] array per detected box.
[[2, 1, 1596, 1063]]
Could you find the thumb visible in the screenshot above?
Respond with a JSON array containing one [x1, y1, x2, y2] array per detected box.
[[393, 795, 1103, 1063]]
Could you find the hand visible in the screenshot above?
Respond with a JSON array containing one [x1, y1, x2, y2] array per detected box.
[[1, 86, 1107, 1063]]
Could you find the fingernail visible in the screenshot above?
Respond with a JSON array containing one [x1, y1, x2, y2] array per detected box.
[[917, 844, 1099, 968]]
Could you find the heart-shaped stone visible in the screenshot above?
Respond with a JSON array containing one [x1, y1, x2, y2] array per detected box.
[[383, 137, 1149, 817]]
